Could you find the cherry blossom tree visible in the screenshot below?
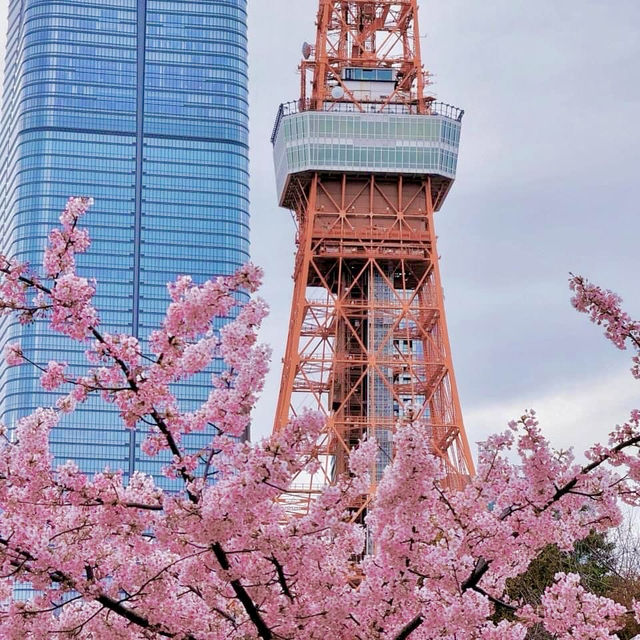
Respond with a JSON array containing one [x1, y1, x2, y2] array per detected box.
[[0, 198, 638, 639]]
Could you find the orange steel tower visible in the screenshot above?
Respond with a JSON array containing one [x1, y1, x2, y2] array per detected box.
[[271, 0, 474, 515]]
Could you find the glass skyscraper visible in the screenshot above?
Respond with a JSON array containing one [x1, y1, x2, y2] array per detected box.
[[0, 0, 250, 488]]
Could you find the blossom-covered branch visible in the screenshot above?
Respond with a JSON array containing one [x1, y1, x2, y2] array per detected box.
[[0, 201, 639, 638]]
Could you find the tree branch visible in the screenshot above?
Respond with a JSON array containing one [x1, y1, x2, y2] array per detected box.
[[268, 555, 294, 602], [0, 537, 191, 638], [211, 542, 274, 640], [394, 615, 424, 640]]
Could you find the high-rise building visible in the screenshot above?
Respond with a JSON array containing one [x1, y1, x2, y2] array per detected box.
[[0, 0, 250, 488]]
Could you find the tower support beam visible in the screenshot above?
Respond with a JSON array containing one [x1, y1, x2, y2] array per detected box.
[[273, 1, 474, 515]]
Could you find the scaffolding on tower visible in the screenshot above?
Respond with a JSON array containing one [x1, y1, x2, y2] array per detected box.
[[272, 0, 474, 517]]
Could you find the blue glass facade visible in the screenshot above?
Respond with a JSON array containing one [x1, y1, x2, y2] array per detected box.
[[0, 0, 250, 488]]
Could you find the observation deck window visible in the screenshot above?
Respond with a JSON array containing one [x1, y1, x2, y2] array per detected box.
[[342, 67, 395, 82]]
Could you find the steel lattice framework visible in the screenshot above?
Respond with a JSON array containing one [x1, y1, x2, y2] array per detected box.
[[302, 0, 429, 113], [272, 0, 474, 516]]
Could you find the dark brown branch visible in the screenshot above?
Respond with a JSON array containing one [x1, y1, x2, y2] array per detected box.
[[541, 433, 640, 510], [268, 555, 294, 602], [0, 537, 190, 638], [211, 542, 273, 640], [398, 428, 640, 638], [94, 593, 186, 638], [394, 615, 424, 640], [1, 255, 273, 640], [573, 278, 640, 351], [470, 585, 517, 612], [6, 267, 199, 500], [460, 557, 490, 591]]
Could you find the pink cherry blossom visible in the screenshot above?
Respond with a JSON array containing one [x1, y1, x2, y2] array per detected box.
[[43, 197, 93, 279], [570, 274, 640, 378], [3, 342, 23, 366], [540, 572, 626, 639], [0, 203, 637, 638], [39, 360, 67, 390]]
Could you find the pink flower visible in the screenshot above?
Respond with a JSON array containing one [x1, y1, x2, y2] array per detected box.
[[0, 198, 638, 639], [233, 262, 263, 293], [570, 274, 640, 359], [540, 573, 626, 638], [40, 361, 67, 391], [55, 394, 76, 413], [4, 342, 23, 366], [43, 197, 94, 278]]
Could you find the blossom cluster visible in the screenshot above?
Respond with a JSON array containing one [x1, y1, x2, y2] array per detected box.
[[0, 201, 637, 638], [570, 274, 640, 379]]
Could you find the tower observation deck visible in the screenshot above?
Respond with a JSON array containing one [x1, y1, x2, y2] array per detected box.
[[272, 0, 474, 516]]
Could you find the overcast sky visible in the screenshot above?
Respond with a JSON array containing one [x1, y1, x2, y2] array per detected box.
[[248, 0, 640, 456], [1, 1, 639, 460]]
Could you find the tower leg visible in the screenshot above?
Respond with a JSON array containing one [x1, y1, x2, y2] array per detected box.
[[274, 174, 474, 514]]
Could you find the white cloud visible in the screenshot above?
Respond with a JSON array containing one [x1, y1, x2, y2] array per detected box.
[[465, 368, 639, 460]]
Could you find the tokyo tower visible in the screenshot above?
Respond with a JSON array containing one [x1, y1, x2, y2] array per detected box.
[[271, 0, 474, 515]]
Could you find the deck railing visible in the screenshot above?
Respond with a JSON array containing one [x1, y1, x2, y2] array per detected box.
[[271, 99, 464, 143]]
